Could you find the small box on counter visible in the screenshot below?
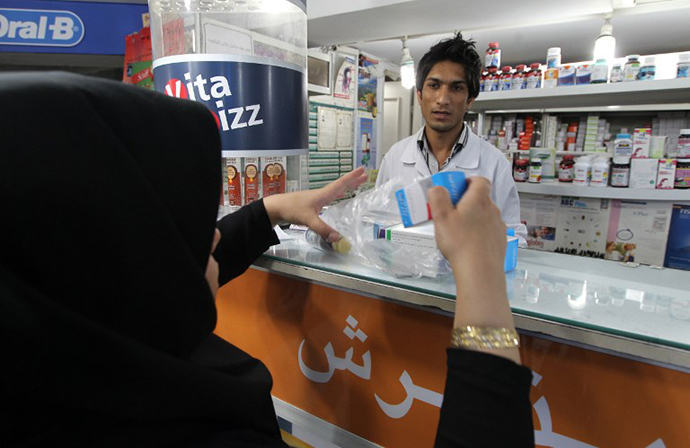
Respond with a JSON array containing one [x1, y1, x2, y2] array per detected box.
[[384, 222, 518, 272], [630, 158, 658, 189], [657, 159, 677, 189], [664, 204, 690, 271], [395, 171, 467, 228]]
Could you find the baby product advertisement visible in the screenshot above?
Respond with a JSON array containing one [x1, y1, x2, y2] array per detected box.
[[555, 197, 610, 259], [606, 200, 672, 266], [519, 193, 559, 252]]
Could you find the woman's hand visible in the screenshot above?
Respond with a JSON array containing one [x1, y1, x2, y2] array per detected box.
[[263, 167, 368, 242]]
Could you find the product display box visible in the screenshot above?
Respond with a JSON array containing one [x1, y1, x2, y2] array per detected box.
[[261, 156, 286, 197], [606, 200, 672, 266], [664, 204, 690, 271], [555, 197, 610, 259], [383, 222, 519, 272], [395, 171, 467, 227], [225, 157, 242, 209], [519, 193, 560, 252], [632, 127, 652, 158], [242, 157, 261, 205]]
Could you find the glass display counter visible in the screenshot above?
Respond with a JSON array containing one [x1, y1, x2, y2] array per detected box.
[[215, 232, 690, 447], [258, 235, 690, 369]]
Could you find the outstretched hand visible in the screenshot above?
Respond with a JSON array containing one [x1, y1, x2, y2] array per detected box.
[[263, 167, 369, 242]]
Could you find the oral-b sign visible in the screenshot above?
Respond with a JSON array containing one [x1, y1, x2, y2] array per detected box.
[[0, 8, 84, 47]]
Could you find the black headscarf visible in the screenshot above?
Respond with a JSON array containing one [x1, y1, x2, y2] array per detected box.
[[0, 73, 282, 447]]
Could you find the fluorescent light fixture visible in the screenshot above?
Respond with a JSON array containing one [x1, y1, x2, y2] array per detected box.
[[593, 15, 616, 61], [612, 0, 636, 9], [400, 37, 416, 89]]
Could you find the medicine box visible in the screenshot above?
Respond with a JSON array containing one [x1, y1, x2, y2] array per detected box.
[[657, 159, 676, 189], [630, 158, 658, 189], [395, 171, 467, 228], [384, 222, 519, 272], [633, 128, 652, 158]]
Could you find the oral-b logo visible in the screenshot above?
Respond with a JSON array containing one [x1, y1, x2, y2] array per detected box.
[[0, 8, 84, 47]]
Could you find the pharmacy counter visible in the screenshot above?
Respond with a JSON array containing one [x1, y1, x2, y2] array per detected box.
[[215, 240, 690, 447]]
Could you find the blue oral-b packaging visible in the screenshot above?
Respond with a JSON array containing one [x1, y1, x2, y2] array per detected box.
[[395, 171, 467, 228]]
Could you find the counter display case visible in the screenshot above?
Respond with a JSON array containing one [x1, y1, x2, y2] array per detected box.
[[215, 235, 690, 448]]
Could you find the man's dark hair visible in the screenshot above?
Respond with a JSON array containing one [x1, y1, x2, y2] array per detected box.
[[415, 32, 482, 99]]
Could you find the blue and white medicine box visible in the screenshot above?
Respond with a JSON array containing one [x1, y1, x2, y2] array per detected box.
[[384, 222, 519, 272], [395, 171, 467, 227]]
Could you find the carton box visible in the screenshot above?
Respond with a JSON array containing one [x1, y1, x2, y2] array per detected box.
[[632, 128, 652, 158], [630, 158, 658, 189], [225, 157, 242, 209], [261, 156, 286, 197], [242, 157, 261, 205], [606, 200, 672, 266], [657, 159, 677, 189], [384, 222, 519, 272]]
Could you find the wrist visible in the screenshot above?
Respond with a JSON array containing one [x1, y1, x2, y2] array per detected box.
[[262, 195, 283, 227]]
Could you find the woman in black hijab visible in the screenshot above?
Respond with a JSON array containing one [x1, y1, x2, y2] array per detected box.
[[0, 73, 533, 447]]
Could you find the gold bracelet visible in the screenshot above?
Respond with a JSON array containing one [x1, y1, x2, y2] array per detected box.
[[451, 326, 520, 349]]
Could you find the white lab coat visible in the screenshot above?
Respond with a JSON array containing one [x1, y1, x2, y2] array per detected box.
[[376, 126, 528, 246]]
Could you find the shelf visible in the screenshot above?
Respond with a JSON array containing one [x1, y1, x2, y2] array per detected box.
[[516, 182, 690, 201], [473, 78, 690, 111]]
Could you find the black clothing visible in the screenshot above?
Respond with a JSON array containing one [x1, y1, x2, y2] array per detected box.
[[0, 72, 533, 448]]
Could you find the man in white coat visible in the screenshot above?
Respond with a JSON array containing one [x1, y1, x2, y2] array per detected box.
[[377, 33, 527, 244]]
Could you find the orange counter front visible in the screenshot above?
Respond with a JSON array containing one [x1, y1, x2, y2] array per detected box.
[[215, 245, 690, 447]]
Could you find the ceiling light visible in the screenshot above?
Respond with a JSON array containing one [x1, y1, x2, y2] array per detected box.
[[400, 36, 415, 89], [593, 14, 616, 62], [611, 0, 636, 9]]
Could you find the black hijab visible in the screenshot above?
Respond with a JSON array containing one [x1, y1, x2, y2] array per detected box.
[[0, 73, 282, 447]]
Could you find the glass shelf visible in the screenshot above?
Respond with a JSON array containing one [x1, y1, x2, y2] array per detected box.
[[261, 236, 690, 357]]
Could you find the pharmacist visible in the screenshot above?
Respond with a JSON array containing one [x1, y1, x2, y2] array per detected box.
[[377, 33, 527, 244]]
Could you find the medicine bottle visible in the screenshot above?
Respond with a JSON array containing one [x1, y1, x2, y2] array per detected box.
[[637, 56, 656, 81], [611, 157, 631, 188], [573, 156, 591, 186], [500, 66, 513, 91], [676, 159, 690, 189], [590, 157, 610, 187], [512, 65, 526, 90], [526, 63, 541, 89], [485, 42, 501, 69], [513, 159, 529, 182], [529, 158, 542, 183], [558, 155, 575, 182], [678, 53, 690, 78], [610, 64, 624, 83], [591, 59, 608, 84], [623, 55, 641, 82]]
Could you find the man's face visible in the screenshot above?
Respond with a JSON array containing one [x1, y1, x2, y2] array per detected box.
[[417, 60, 474, 135]]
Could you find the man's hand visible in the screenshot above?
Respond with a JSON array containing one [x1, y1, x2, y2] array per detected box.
[[263, 167, 368, 242], [428, 177, 506, 273]]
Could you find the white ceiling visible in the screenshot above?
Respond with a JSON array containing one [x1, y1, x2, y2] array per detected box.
[[307, 0, 690, 67]]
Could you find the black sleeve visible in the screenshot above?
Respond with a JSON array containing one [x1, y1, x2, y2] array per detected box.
[[434, 348, 534, 448], [214, 199, 280, 286]]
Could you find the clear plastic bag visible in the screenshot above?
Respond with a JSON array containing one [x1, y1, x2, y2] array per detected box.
[[314, 179, 451, 278]]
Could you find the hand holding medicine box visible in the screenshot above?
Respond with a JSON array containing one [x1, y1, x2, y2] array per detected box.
[[395, 171, 467, 227]]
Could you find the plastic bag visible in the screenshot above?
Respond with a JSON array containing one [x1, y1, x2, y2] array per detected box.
[[312, 178, 451, 278]]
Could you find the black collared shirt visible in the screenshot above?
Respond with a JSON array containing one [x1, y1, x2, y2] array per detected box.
[[417, 124, 469, 174]]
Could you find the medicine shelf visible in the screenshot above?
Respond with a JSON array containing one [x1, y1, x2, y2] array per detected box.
[[473, 78, 690, 111], [516, 182, 690, 201]]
